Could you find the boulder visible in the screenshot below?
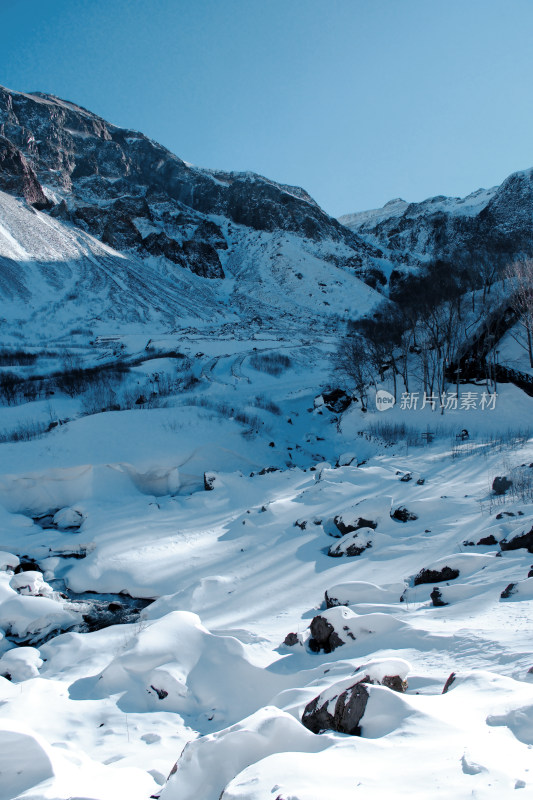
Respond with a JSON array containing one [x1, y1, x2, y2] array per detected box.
[[500, 526, 533, 553], [204, 472, 217, 491], [414, 566, 460, 586], [430, 587, 448, 607], [302, 681, 369, 735], [321, 389, 352, 413], [328, 527, 374, 558], [332, 513, 377, 536], [308, 614, 345, 653], [492, 476, 513, 495], [52, 507, 84, 530], [391, 506, 418, 522]]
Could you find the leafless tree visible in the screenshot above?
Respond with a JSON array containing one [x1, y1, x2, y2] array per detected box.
[[505, 259, 533, 367]]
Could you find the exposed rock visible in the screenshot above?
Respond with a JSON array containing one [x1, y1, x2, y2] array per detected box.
[[203, 472, 217, 491], [400, 472, 413, 482], [283, 632, 299, 646], [391, 506, 418, 522], [492, 476, 513, 495], [333, 513, 377, 536], [0, 135, 50, 208], [478, 534, 498, 546], [182, 239, 225, 278], [500, 526, 533, 553], [142, 231, 186, 264], [414, 566, 460, 585], [308, 614, 345, 653], [321, 389, 352, 413], [302, 681, 369, 735], [500, 583, 516, 599], [328, 528, 374, 558], [430, 587, 448, 607]]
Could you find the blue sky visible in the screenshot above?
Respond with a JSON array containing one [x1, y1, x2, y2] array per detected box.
[[1, 0, 532, 216]]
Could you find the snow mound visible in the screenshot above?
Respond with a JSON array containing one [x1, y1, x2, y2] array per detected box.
[[84, 611, 284, 722], [160, 706, 330, 800]]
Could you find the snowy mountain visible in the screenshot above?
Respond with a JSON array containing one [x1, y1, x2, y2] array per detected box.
[[340, 168, 533, 278], [1, 85, 533, 800], [0, 86, 384, 342]]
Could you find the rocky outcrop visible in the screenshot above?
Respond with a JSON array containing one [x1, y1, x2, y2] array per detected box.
[[0, 135, 50, 208], [500, 526, 533, 553]]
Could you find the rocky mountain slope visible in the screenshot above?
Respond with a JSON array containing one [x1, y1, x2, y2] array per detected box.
[[0, 86, 385, 342], [340, 168, 533, 281]]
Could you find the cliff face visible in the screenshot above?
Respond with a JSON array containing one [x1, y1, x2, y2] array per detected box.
[[0, 86, 380, 275], [0, 86, 385, 339]]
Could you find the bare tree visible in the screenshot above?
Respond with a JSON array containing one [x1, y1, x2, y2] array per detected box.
[[506, 259, 533, 367]]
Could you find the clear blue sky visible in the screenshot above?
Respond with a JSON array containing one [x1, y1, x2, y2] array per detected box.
[[1, 0, 532, 217]]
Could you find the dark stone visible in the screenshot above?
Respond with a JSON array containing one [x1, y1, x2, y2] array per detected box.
[[283, 632, 299, 646], [392, 506, 418, 522], [477, 534, 498, 546], [258, 466, 280, 475], [321, 389, 352, 413], [204, 472, 216, 491], [414, 566, 460, 586], [500, 526, 533, 553], [294, 519, 307, 530], [416, 478, 425, 485], [430, 587, 448, 607], [400, 472, 412, 482], [442, 672, 456, 693], [308, 614, 346, 653], [150, 685, 168, 700], [302, 681, 369, 735], [492, 476, 513, 495], [333, 515, 377, 536], [381, 675, 408, 693], [500, 583, 516, 599], [107, 601, 124, 613]]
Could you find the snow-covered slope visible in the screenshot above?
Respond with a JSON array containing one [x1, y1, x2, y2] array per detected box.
[[0, 85, 385, 342]]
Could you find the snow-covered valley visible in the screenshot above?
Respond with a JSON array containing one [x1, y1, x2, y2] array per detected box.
[[1, 338, 533, 799], [1, 81, 533, 800]]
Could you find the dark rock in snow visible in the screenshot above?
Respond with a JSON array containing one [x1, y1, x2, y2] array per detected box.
[[308, 614, 345, 653], [400, 472, 413, 482], [430, 587, 448, 607], [391, 506, 418, 522], [492, 476, 513, 495], [500, 526, 533, 553], [204, 472, 217, 491], [283, 632, 299, 646], [302, 681, 369, 735], [500, 583, 516, 599], [14, 558, 43, 574], [321, 389, 353, 413], [478, 534, 498, 546], [333, 514, 377, 536], [414, 566, 460, 585]]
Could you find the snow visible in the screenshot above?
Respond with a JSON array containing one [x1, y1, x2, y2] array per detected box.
[[0, 286, 533, 797]]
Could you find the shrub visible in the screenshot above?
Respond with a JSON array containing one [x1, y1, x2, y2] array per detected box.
[[249, 352, 292, 376]]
